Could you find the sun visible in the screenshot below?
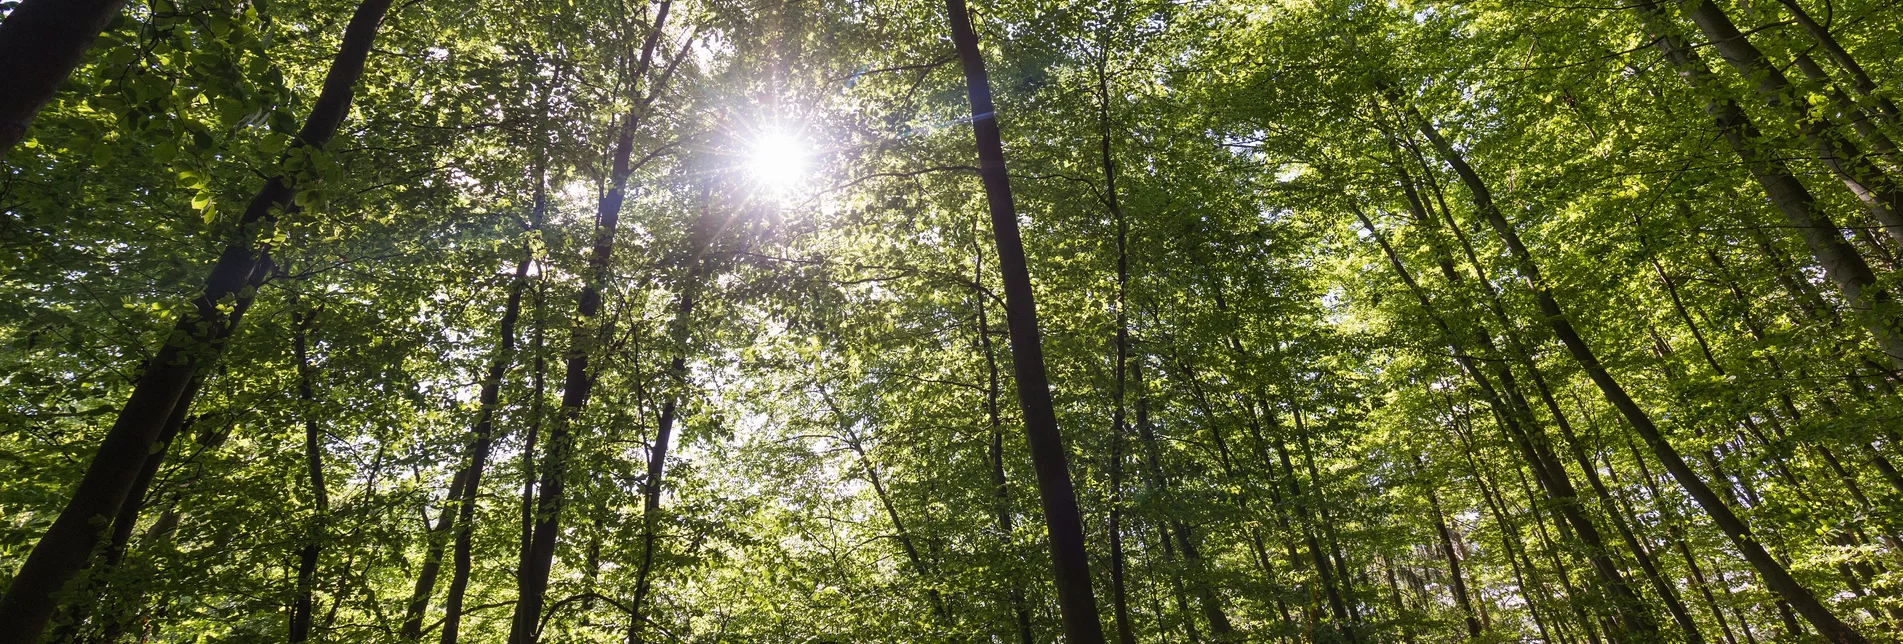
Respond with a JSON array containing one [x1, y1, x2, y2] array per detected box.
[[742, 129, 811, 195]]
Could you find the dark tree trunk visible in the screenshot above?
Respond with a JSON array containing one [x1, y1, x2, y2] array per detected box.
[[1427, 485, 1483, 639], [1097, 56, 1138, 644], [508, 3, 671, 641], [289, 307, 328, 643], [0, 0, 126, 156], [401, 470, 467, 640], [438, 250, 531, 644], [943, 1, 1104, 641], [973, 242, 1036, 644], [0, 0, 394, 639]]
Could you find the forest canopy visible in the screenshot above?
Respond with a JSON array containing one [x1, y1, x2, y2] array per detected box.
[[3, 0, 1903, 642]]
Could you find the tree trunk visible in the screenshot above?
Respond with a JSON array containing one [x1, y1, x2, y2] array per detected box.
[[0, 0, 126, 156], [1676, 0, 1903, 247], [1773, 0, 1901, 125], [508, 3, 672, 641], [289, 307, 328, 643], [400, 470, 467, 640], [0, 0, 393, 639], [943, 1, 1104, 641], [974, 242, 1036, 644], [1627, 0, 1903, 369], [438, 250, 531, 644], [1407, 91, 1870, 643]]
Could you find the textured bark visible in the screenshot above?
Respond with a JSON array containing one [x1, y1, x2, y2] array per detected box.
[[944, 0, 1104, 641], [1677, 0, 1903, 247], [0, 0, 127, 156], [0, 0, 394, 638]]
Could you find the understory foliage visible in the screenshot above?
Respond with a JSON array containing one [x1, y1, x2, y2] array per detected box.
[[6, 0, 1903, 641]]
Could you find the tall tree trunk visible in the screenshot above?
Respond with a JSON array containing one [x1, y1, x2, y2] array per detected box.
[[1426, 483, 1483, 639], [627, 186, 722, 644], [1097, 54, 1138, 644], [944, 1, 1104, 641], [1675, 0, 1903, 247], [1772, 0, 1901, 126], [1406, 96, 1870, 643], [1626, 0, 1903, 369], [974, 241, 1036, 644], [0, 0, 125, 156], [400, 470, 468, 640], [0, 0, 394, 638], [508, 3, 671, 641], [1354, 202, 1653, 637], [289, 307, 328, 643], [438, 250, 531, 644]]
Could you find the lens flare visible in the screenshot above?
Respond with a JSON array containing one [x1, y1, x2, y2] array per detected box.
[[743, 129, 810, 194]]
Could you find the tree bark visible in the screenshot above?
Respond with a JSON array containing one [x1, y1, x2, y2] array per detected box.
[[1773, 0, 1901, 125], [1676, 0, 1903, 247], [0, 0, 394, 638], [943, 1, 1105, 641], [0, 0, 126, 156], [438, 250, 531, 644], [974, 241, 1036, 644], [289, 307, 328, 643]]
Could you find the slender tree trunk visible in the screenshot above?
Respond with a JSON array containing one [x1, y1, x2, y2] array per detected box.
[[0, 1, 394, 639], [508, 4, 672, 641], [1626, 0, 1903, 369], [0, 0, 126, 156], [974, 241, 1036, 644], [439, 250, 531, 644], [1407, 95, 1870, 643], [400, 470, 467, 639], [1355, 202, 1652, 636], [289, 307, 328, 643], [943, 1, 1104, 641], [1773, 0, 1901, 125], [1427, 485, 1483, 639], [1096, 59, 1138, 644]]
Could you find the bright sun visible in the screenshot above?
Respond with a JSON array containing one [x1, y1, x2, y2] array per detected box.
[[742, 129, 811, 195]]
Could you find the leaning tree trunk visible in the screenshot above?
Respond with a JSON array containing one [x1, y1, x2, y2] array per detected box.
[[1626, 0, 1903, 372], [1406, 92, 1870, 643], [0, 0, 395, 639], [1675, 0, 1903, 248], [507, 3, 672, 641], [1773, 0, 1900, 126], [943, 1, 1105, 642], [0, 0, 127, 156], [437, 249, 531, 644]]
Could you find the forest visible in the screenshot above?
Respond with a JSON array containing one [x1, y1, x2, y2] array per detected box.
[[3, 0, 1903, 641]]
